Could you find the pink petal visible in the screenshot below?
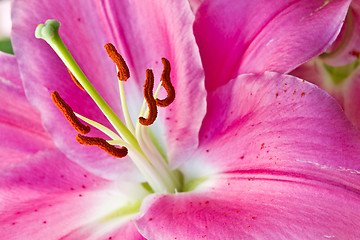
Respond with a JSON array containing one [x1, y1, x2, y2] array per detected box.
[[0, 191, 140, 239], [194, 0, 351, 91], [0, 149, 107, 238], [0, 149, 147, 239], [0, 150, 108, 198], [192, 72, 360, 175], [188, 0, 204, 13], [321, 1, 360, 66], [291, 60, 360, 129], [62, 221, 145, 240], [136, 175, 360, 239], [343, 72, 360, 129], [289, 59, 326, 88], [0, 52, 53, 167], [290, 61, 345, 104]]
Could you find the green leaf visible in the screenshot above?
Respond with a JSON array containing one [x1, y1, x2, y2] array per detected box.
[[0, 38, 13, 54]]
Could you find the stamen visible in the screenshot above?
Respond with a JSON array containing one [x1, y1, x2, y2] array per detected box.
[[51, 91, 90, 134], [75, 112, 120, 140], [76, 134, 128, 158], [67, 67, 85, 90], [139, 69, 158, 126], [156, 58, 175, 107], [104, 43, 130, 81]]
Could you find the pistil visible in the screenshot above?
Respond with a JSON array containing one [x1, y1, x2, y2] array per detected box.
[[35, 19, 181, 193], [35, 20, 139, 149]]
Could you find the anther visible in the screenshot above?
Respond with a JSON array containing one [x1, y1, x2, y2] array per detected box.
[[156, 58, 175, 107], [139, 69, 158, 126], [76, 134, 128, 158], [51, 91, 90, 134], [104, 43, 130, 81], [67, 68, 85, 90]]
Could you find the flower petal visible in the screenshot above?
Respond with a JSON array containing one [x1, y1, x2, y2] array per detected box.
[[189, 72, 360, 177], [99, 0, 206, 168], [0, 150, 108, 197], [194, 0, 351, 91], [136, 175, 360, 239], [62, 221, 145, 240], [321, 1, 360, 66], [343, 72, 360, 129], [291, 59, 360, 129], [0, 52, 53, 167], [188, 0, 204, 13], [0, 149, 148, 239]]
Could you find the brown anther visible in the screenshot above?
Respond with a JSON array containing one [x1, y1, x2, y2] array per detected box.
[[76, 134, 128, 158], [51, 91, 90, 134], [67, 68, 84, 90], [139, 69, 158, 126], [156, 58, 175, 107], [104, 43, 130, 81]]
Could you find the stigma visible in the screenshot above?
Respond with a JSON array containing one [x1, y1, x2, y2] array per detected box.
[[35, 19, 180, 194]]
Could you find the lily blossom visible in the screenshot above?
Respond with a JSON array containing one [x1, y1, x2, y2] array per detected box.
[[1, 0, 360, 239], [291, 0, 360, 129]]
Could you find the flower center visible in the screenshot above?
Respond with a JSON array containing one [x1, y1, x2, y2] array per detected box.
[[35, 19, 182, 194], [318, 8, 360, 85], [322, 59, 359, 85]]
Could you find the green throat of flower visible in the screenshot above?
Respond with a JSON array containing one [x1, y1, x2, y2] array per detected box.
[[35, 19, 182, 194], [319, 9, 360, 85], [322, 59, 359, 85]]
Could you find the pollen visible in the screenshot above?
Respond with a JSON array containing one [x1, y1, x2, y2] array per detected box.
[[156, 58, 175, 107], [76, 134, 128, 158], [67, 68, 85, 90], [51, 91, 90, 134], [104, 43, 130, 81], [139, 69, 158, 126]]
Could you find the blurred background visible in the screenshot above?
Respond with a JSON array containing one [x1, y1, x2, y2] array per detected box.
[[0, 0, 13, 54]]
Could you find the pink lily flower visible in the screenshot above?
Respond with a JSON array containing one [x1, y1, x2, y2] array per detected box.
[[1, 0, 360, 239], [291, 0, 360, 129]]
